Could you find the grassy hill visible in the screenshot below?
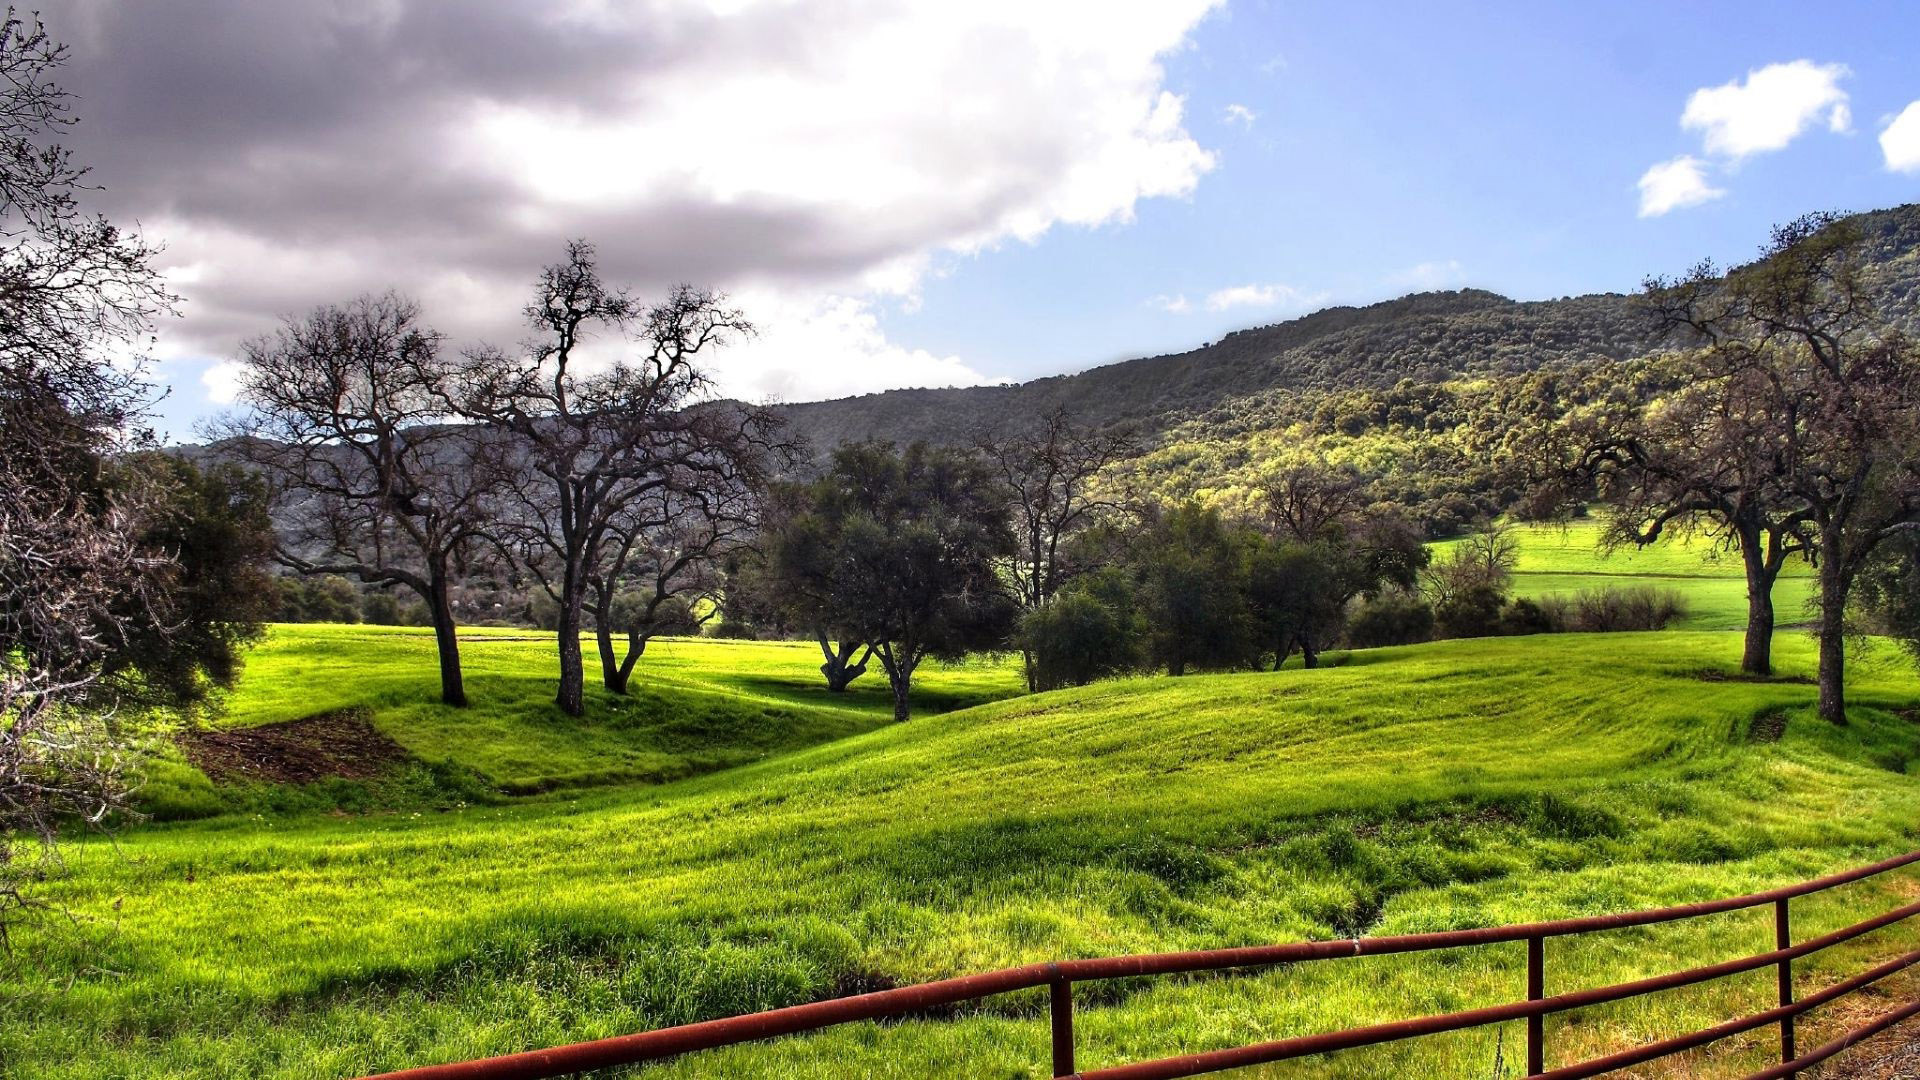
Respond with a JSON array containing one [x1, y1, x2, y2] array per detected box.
[[10, 627, 1920, 1079], [139, 626, 1025, 815]]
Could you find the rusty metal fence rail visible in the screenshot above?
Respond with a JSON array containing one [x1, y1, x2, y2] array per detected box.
[[360, 849, 1920, 1080]]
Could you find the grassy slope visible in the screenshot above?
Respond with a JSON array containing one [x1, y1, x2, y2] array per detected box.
[[11, 632, 1920, 1079], [1430, 521, 1818, 631], [140, 626, 1025, 812]]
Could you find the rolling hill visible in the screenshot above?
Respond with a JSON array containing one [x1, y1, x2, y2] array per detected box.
[[12, 627, 1920, 1079]]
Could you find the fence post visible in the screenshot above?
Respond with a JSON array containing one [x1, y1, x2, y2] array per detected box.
[[1776, 896, 1796, 1075], [1527, 934, 1545, 1075], [1051, 975, 1075, 1077]]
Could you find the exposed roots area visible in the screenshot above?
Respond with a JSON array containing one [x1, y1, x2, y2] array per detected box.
[[178, 708, 409, 785]]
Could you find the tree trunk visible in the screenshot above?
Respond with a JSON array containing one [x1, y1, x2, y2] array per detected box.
[[1300, 634, 1320, 669], [593, 600, 626, 694], [1022, 648, 1039, 693], [555, 583, 587, 717], [1736, 525, 1776, 676], [889, 669, 912, 722], [1816, 549, 1850, 725], [612, 630, 648, 694], [876, 641, 917, 721], [818, 635, 870, 692], [427, 571, 467, 708]]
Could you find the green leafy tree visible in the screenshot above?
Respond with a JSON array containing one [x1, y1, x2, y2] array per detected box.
[[1017, 568, 1143, 691], [774, 442, 1019, 719], [1131, 502, 1257, 676]]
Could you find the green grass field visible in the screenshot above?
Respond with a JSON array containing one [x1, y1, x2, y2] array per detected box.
[[1430, 520, 1818, 631], [136, 626, 1026, 816], [8, 619, 1920, 1078]]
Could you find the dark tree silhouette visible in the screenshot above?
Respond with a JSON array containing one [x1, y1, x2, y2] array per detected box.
[[771, 442, 1017, 719], [587, 416, 776, 694]]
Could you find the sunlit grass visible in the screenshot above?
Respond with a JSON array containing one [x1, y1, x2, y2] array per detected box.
[[1430, 521, 1818, 631], [8, 629, 1920, 1078]]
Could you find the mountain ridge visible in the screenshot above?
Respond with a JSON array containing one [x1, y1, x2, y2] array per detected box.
[[773, 202, 1920, 451]]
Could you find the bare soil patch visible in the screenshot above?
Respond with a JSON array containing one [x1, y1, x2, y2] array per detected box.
[[179, 708, 409, 785], [1695, 669, 1816, 685]]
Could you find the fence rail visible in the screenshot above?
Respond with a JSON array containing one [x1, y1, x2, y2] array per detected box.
[[359, 849, 1920, 1080]]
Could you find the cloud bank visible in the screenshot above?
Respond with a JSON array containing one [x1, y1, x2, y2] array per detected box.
[[60, 0, 1223, 407]]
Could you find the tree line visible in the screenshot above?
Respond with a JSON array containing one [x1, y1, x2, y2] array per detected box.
[[221, 210, 1920, 734]]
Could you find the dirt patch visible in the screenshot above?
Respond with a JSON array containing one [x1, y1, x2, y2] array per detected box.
[[179, 708, 409, 785], [1696, 669, 1816, 685], [1748, 709, 1790, 743]]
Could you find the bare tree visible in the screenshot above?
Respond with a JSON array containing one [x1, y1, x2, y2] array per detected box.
[[1556, 360, 1814, 675], [587, 409, 777, 694], [219, 294, 497, 707], [0, 9, 189, 940], [979, 408, 1133, 690], [449, 242, 762, 716], [1262, 460, 1370, 543]]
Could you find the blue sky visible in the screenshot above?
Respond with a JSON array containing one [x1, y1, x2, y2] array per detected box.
[[882, 0, 1920, 379], [56, 1, 1920, 440]]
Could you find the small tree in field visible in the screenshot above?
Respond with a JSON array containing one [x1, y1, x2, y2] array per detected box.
[[1131, 502, 1257, 676], [1252, 463, 1429, 667], [1017, 568, 1143, 691], [774, 442, 1018, 720]]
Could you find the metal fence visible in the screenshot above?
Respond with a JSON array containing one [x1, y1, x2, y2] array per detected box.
[[359, 849, 1920, 1080]]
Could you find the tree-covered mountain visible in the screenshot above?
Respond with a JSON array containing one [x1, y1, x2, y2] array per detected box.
[[777, 202, 1920, 452]]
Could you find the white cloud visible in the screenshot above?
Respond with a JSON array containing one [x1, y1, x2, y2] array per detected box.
[[1203, 282, 1322, 312], [1391, 259, 1466, 290], [199, 359, 248, 405], [1637, 155, 1726, 218], [67, 0, 1226, 410], [1222, 103, 1257, 129], [1680, 60, 1851, 159], [1883, 101, 1920, 174], [714, 292, 1008, 403], [1150, 293, 1193, 314]]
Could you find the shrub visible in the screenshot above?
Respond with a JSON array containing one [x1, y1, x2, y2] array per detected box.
[[1499, 596, 1560, 636], [1019, 572, 1142, 691], [1347, 591, 1434, 647], [1565, 586, 1688, 632], [1433, 583, 1506, 639], [361, 591, 404, 626]]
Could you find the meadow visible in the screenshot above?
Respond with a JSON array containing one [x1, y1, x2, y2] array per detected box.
[[8, 614, 1920, 1078], [1430, 521, 1818, 631]]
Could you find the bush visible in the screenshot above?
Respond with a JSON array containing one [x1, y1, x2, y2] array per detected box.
[[1019, 572, 1142, 691], [1433, 583, 1506, 639], [1499, 596, 1560, 636], [361, 591, 404, 625], [1346, 591, 1434, 647], [1562, 586, 1688, 632]]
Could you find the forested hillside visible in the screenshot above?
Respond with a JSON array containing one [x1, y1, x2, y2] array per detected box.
[[777, 202, 1920, 453]]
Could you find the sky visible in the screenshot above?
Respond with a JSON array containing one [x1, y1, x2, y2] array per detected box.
[[51, 0, 1920, 440]]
